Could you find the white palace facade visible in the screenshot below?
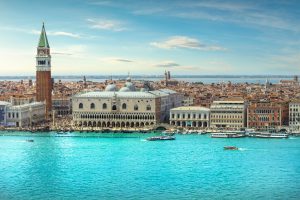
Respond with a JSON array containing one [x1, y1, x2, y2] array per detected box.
[[72, 79, 183, 129]]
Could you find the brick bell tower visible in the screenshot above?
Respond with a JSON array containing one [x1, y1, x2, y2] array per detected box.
[[36, 23, 52, 116]]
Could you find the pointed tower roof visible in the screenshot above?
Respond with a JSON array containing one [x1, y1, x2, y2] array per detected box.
[[38, 23, 50, 48]]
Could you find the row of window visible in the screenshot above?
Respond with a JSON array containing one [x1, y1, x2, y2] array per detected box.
[[211, 120, 243, 123], [7, 112, 19, 119], [211, 115, 242, 119], [171, 113, 208, 119], [78, 114, 155, 120], [37, 60, 50, 65], [79, 103, 151, 111]]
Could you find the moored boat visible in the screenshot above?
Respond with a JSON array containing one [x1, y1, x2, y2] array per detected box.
[[211, 132, 246, 138], [250, 132, 289, 138], [146, 136, 176, 141]]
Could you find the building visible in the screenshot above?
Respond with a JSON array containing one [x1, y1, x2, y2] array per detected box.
[[182, 95, 194, 106], [0, 101, 45, 127], [289, 100, 300, 131], [36, 23, 52, 116], [210, 99, 246, 129], [72, 79, 182, 129], [247, 100, 288, 130], [0, 101, 11, 126], [170, 106, 210, 128], [52, 96, 72, 116]]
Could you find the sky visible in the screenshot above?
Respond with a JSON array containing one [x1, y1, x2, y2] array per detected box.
[[0, 0, 300, 76]]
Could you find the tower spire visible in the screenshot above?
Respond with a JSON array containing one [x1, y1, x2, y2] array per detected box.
[[38, 23, 50, 48]]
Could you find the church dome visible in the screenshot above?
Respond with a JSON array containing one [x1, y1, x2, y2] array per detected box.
[[119, 87, 130, 92], [105, 84, 117, 91], [125, 82, 135, 91]]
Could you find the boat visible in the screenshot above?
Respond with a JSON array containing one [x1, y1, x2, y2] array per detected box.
[[211, 132, 246, 138], [224, 146, 238, 150], [26, 139, 34, 142], [250, 132, 289, 139], [146, 136, 176, 141], [162, 130, 178, 135], [197, 130, 207, 135]]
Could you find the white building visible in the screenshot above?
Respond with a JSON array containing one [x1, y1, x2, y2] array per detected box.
[[289, 100, 300, 131], [0, 101, 46, 127], [170, 106, 210, 128], [210, 100, 246, 129], [72, 79, 182, 129]]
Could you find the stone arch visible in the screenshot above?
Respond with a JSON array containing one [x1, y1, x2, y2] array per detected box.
[[103, 103, 107, 110], [146, 105, 151, 111], [192, 121, 197, 127], [122, 103, 127, 110], [79, 103, 83, 109], [121, 122, 125, 127], [134, 104, 138, 111], [90, 103, 95, 109], [140, 122, 144, 127], [112, 105, 117, 110]]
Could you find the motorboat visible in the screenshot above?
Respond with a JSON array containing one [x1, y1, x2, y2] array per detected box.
[[146, 136, 176, 141], [251, 132, 289, 139], [224, 146, 238, 150], [211, 132, 246, 138]]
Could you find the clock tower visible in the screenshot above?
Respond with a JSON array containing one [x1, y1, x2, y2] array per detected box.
[[36, 23, 52, 116]]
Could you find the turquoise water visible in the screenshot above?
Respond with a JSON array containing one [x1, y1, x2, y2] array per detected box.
[[0, 132, 300, 200]]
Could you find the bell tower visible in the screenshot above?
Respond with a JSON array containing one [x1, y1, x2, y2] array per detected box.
[[36, 23, 52, 116]]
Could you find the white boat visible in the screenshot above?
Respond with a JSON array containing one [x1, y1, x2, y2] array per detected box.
[[252, 132, 289, 139], [211, 132, 246, 138]]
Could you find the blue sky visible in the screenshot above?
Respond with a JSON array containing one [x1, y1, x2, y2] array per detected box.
[[0, 0, 300, 76]]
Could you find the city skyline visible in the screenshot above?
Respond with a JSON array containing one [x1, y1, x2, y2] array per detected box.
[[0, 0, 300, 76]]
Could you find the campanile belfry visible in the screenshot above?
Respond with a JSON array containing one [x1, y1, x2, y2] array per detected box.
[[36, 23, 52, 116]]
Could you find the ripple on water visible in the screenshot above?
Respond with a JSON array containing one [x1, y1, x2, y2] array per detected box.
[[0, 133, 300, 200]]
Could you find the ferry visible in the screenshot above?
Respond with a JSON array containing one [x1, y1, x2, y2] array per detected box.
[[249, 132, 289, 139], [146, 136, 176, 141], [211, 132, 246, 138]]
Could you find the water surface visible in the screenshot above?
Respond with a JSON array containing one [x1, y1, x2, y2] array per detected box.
[[0, 132, 299, 200]]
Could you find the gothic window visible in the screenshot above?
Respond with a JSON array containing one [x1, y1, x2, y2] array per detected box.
[[146, 105, 151, 111], [112, 105, 117, 110], [103, 103, 107, 110], [134, 105, 138, 111], [79, 103, 83, 109], [90, 103, 95, 109], [122, 103, 127, 110]]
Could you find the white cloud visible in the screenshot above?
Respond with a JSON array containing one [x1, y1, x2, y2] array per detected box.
[[154, 61, 181, 68], [0, 26, 82, 38], [150, 36, 225, 51], [52, 45, 87, 57], [98, 57, 134, 64], [87, 18, 126, 31]]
